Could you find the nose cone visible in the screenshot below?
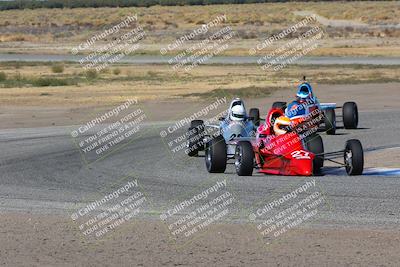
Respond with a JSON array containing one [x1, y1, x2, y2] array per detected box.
[[293, 159, 313, 176]]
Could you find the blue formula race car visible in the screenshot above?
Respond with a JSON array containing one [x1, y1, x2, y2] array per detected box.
[[271, 80, 359, 135]]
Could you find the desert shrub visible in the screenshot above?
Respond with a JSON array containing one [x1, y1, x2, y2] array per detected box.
[[0, 72, 6, 81], [51, 64, 64, 73], [32, 77, 70, 87], [85, 69, 98, 80], [113, 68, 121, 75], [0, 0, 281, 11]]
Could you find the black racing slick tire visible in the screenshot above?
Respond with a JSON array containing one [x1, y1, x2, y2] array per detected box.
[[249, 108, 260, 126], [235, 141, 254, 176], [191, 120, 204, 129], [205, 135, 227, 173], [344, 139, 364, 175], [272, 101, 287, 111], [343, 102, 358, 129], [190, 120, 205, 151], [324, 109, 336, 135], [187, 127, 200, 157], [305, 134, 324, 175]]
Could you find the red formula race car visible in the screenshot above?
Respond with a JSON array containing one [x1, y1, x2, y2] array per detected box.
[[232, 108, 364, 176]]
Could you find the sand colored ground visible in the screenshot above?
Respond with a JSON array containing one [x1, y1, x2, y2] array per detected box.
[[0, 82, 399, 129], [1, 213, 399, 266], [0, 63, 399, 107]]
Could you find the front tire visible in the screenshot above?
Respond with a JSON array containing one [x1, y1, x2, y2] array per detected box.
[[205, 135, 227, 173], [343, 102, 358, 129], [344, 139, 364, 175], [235, 141, 254, 176], [324, 109, 336, 135]]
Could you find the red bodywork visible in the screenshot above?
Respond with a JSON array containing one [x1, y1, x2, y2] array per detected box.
[[252, 108, 314, 176]]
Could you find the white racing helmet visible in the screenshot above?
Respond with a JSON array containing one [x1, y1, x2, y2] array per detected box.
[[230, 104, 246, 121]]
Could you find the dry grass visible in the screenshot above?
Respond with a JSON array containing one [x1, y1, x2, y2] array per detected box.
[[1, 2, 398, 29], [0, 2, 399, 56]]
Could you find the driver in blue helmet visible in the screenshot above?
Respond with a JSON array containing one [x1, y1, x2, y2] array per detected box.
[[285, 82, 320, 120]]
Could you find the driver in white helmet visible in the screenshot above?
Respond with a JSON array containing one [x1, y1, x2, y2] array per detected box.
[[230, 104, 246, 121], [221, 98, 255, 141]]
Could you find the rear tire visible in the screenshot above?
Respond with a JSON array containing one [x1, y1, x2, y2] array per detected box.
[[235, 141, 254, 176], [187, 127, 200, 157], [272, 101, 287, 111], [205, 135, 227, 173], [249, 108, 260, 126], [190, 120, 205, 151], [343, 102, 358, 129], [324, 109, 336, 135], [305, 134, 324, 175], [344, 139, 364, 175], [191, 120, 204, 129]]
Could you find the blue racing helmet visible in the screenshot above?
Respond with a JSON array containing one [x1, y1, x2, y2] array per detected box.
[[296, 82, 313, 99]]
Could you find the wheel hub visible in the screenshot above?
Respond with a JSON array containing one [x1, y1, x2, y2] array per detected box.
[[235, 147, 242, 169], [345, 150, 353, 171]]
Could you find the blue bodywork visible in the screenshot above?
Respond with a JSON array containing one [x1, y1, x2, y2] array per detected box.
[[220, 119, 255, 142], [293, 82, 336, 113]]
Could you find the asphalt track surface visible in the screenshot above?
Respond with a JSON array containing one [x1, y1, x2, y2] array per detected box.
[[0, 109, 399, 230]]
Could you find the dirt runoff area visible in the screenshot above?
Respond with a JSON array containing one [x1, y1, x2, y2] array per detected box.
[[0, 82, 399, 130], [0, 213, 399, 266]]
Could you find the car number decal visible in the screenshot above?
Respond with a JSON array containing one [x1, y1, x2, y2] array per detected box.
[[291, 150, 311, 159]]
